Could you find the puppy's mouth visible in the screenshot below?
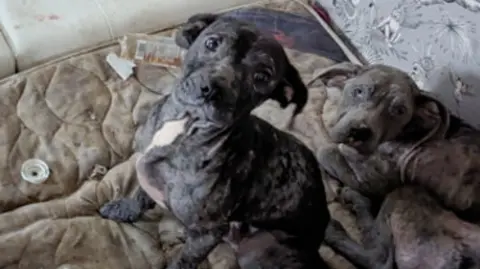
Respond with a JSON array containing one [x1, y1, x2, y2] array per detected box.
[[344, 127, 375, 154]]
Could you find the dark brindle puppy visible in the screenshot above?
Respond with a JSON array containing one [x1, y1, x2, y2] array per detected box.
[[99, 13, 330, 269], [315, 62, 480, 221], [325, 186, 480, 269], [224, 222, 330, 269]]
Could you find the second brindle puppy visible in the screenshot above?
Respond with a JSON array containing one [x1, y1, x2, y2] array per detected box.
[[316, 62, 480, 222]]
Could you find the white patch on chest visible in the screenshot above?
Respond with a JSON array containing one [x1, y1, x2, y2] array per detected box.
[[145, 117, 189, 152]]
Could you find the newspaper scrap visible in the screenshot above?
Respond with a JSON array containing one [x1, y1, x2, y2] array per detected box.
[[106, 52, 136, 80], [119, 33, 184, 68]]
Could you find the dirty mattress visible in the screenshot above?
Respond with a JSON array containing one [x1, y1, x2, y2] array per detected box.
[[0, 0, 359, 268]]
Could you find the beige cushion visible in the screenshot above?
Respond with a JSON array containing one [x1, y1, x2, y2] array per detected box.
[[0, 0, 262, 71], [0, 31, 15, 79]]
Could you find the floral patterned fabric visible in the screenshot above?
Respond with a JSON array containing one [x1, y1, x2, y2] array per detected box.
[[318, 0, 480, 128]]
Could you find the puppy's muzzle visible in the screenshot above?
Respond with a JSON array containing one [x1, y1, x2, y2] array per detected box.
[[348, 127, 373, 143], [182, 73, 218, 101], [346, 127, 373, 149]]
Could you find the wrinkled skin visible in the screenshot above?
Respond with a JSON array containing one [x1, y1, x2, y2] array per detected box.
[[325, 186, 480, 269], [316, 62, 480, 220], [321, 63, 417, 156], [224, 222, 330, 269], [99, 14, 329, 269]]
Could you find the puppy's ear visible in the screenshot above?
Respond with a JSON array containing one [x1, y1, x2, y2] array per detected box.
[[402, 93, 450, 141], [398, 93, 450, 182], [175, 13, 219, 49], [271, 61, 308, 115], [315, 62, 363, 88]]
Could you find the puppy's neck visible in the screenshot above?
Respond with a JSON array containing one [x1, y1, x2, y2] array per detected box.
[[181, 113, 260, 160], [146, 96, 262, 163], [187, 119, 233, 158]]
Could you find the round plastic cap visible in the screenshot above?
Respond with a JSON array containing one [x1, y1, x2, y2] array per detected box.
[[21, 159, 50, 184]]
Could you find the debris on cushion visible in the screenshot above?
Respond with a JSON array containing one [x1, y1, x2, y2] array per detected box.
[[88, 164, 108, 180], [20, 158, 50, 184], [118, 33, 184, 68], [106, 52, 136, 80]]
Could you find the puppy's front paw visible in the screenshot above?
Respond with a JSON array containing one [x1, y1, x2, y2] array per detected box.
[[99, 198, 142, 222], [339, 187, 371, 214], [337, 143, 366, 162], [317, 144, 349, 177], [324, 219, 348, 244]]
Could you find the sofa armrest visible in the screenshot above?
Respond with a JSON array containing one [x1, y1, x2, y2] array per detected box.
[[0, 31, 15, 79], [0, 0, 262, 72]]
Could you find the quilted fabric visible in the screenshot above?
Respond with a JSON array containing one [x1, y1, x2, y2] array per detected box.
[[0, 1, 359, 268]]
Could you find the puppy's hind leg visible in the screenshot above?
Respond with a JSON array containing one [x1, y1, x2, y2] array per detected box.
[[338, 187, 375, 245], [325, 219, 373, 269], [168, 224, 228, 269], [99, 187, 155, 222]]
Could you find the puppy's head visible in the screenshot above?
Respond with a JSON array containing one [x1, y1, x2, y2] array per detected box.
[[319, 62, 449, 154], [173, 13, 307, 127]]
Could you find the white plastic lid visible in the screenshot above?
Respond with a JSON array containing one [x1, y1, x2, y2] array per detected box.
[[21, 159, 50, 184]]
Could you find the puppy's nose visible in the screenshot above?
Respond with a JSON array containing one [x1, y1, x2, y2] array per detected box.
[[200, 85, 212, 97], [348, 127, 372, 142]]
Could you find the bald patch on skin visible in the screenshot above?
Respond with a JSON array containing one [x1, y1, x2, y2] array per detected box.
[[145, 117, 189, 152]]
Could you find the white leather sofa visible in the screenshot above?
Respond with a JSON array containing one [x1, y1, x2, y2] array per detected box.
[[0, 30, 14, 78], [0, 0, 265, 79]]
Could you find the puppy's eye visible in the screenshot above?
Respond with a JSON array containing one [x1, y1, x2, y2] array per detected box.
[[352, 87, 365, 98], [390, 104, 407, 116], [205, 37, 220, 51], [253, 71, 271, 83]]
